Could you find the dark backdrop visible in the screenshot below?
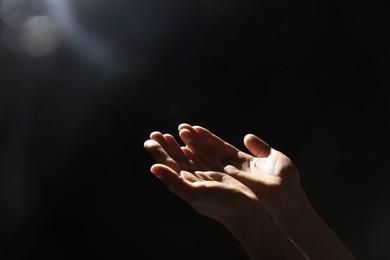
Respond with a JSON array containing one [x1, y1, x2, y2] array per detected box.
[[1, 0, 389, 259]]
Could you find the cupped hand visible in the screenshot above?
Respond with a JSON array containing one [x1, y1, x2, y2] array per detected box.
[[144, 130, 226, 173], [177, 123, 302, 214], [149, 164, 268, 225]]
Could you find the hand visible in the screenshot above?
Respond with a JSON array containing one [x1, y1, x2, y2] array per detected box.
[[147, 163, 268, 225], [144, 136, 309, 260], [177, 123, 303, 215], [176, 124, 357, 260], [144, 132, 267, 223], [144, 130, 227, 173]]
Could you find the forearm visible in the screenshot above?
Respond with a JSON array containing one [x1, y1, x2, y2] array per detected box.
[[222, 204, 308, 260], [270, 187, 357, 260]]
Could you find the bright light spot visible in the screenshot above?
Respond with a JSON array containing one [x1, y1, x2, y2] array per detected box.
[[98, 65, 139, 107], [0, 0, 31, 29], [21, 15, 60, 57], [45, 0, 116, 67]]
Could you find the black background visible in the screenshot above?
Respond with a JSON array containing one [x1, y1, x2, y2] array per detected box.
[[1, 0, 390, 259]]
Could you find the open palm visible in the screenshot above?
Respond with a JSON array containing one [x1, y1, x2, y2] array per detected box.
[[148, 163, 268, 224], [177, 123, 302, 213], [144, 123, 301, 213]]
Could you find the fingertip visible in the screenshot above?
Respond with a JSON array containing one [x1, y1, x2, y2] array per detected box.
[[178, 128, 190, 136], [244, 134, 272, 157], [143, 139, 153, 146], [150, 164, 168, 179], [179, 170, 188, 177], [244, 133, 256, 140], [150, 163, 159, 172], [244, 133, 268, 145], [143, 139, 159, 149], [150, 165, 161, 179], [243, 134, 254, 145], [178, 123, 191, 131], [224, 165, 236, 174], [150, 131, 162, 139], [163, 133, 173, 139], [192, 125, 208, 133]]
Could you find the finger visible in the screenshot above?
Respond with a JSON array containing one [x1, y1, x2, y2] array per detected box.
[[180, 124, 238, 160], [150, 132, 184, 158], [150, 164, 195, 202], [179, 125, 215, 155], [150, 131, 191, 171], [178, 122, 192, 131], [144, 139, 181, 172], [179, 128, 223, 168], [194, 170, 247, 187], [194, 171, 225, 182], [182, 147, 224, 171], [181, 125, 251, 168], [182, 147, 216, 171], [192, 125, 241, 159], [224, 165, 271, 193], [243, 134, 272, 158], [180, 170, 203, 182], [163, 133, 198, 171], [178, 126, 206, 149]]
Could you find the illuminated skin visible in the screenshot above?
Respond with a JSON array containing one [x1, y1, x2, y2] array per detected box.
[[144, 147, 307, 259], [144, 123, 357, 260]]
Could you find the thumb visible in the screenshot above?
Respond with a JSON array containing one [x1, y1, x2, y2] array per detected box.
[[244, 134, 272, 158]]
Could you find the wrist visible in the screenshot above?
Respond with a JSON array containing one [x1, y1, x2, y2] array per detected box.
[[268, 185, 356, 260], [269, 184, 314, 226], [222, 200, 307, 260], [220, 198, 270, 234]]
